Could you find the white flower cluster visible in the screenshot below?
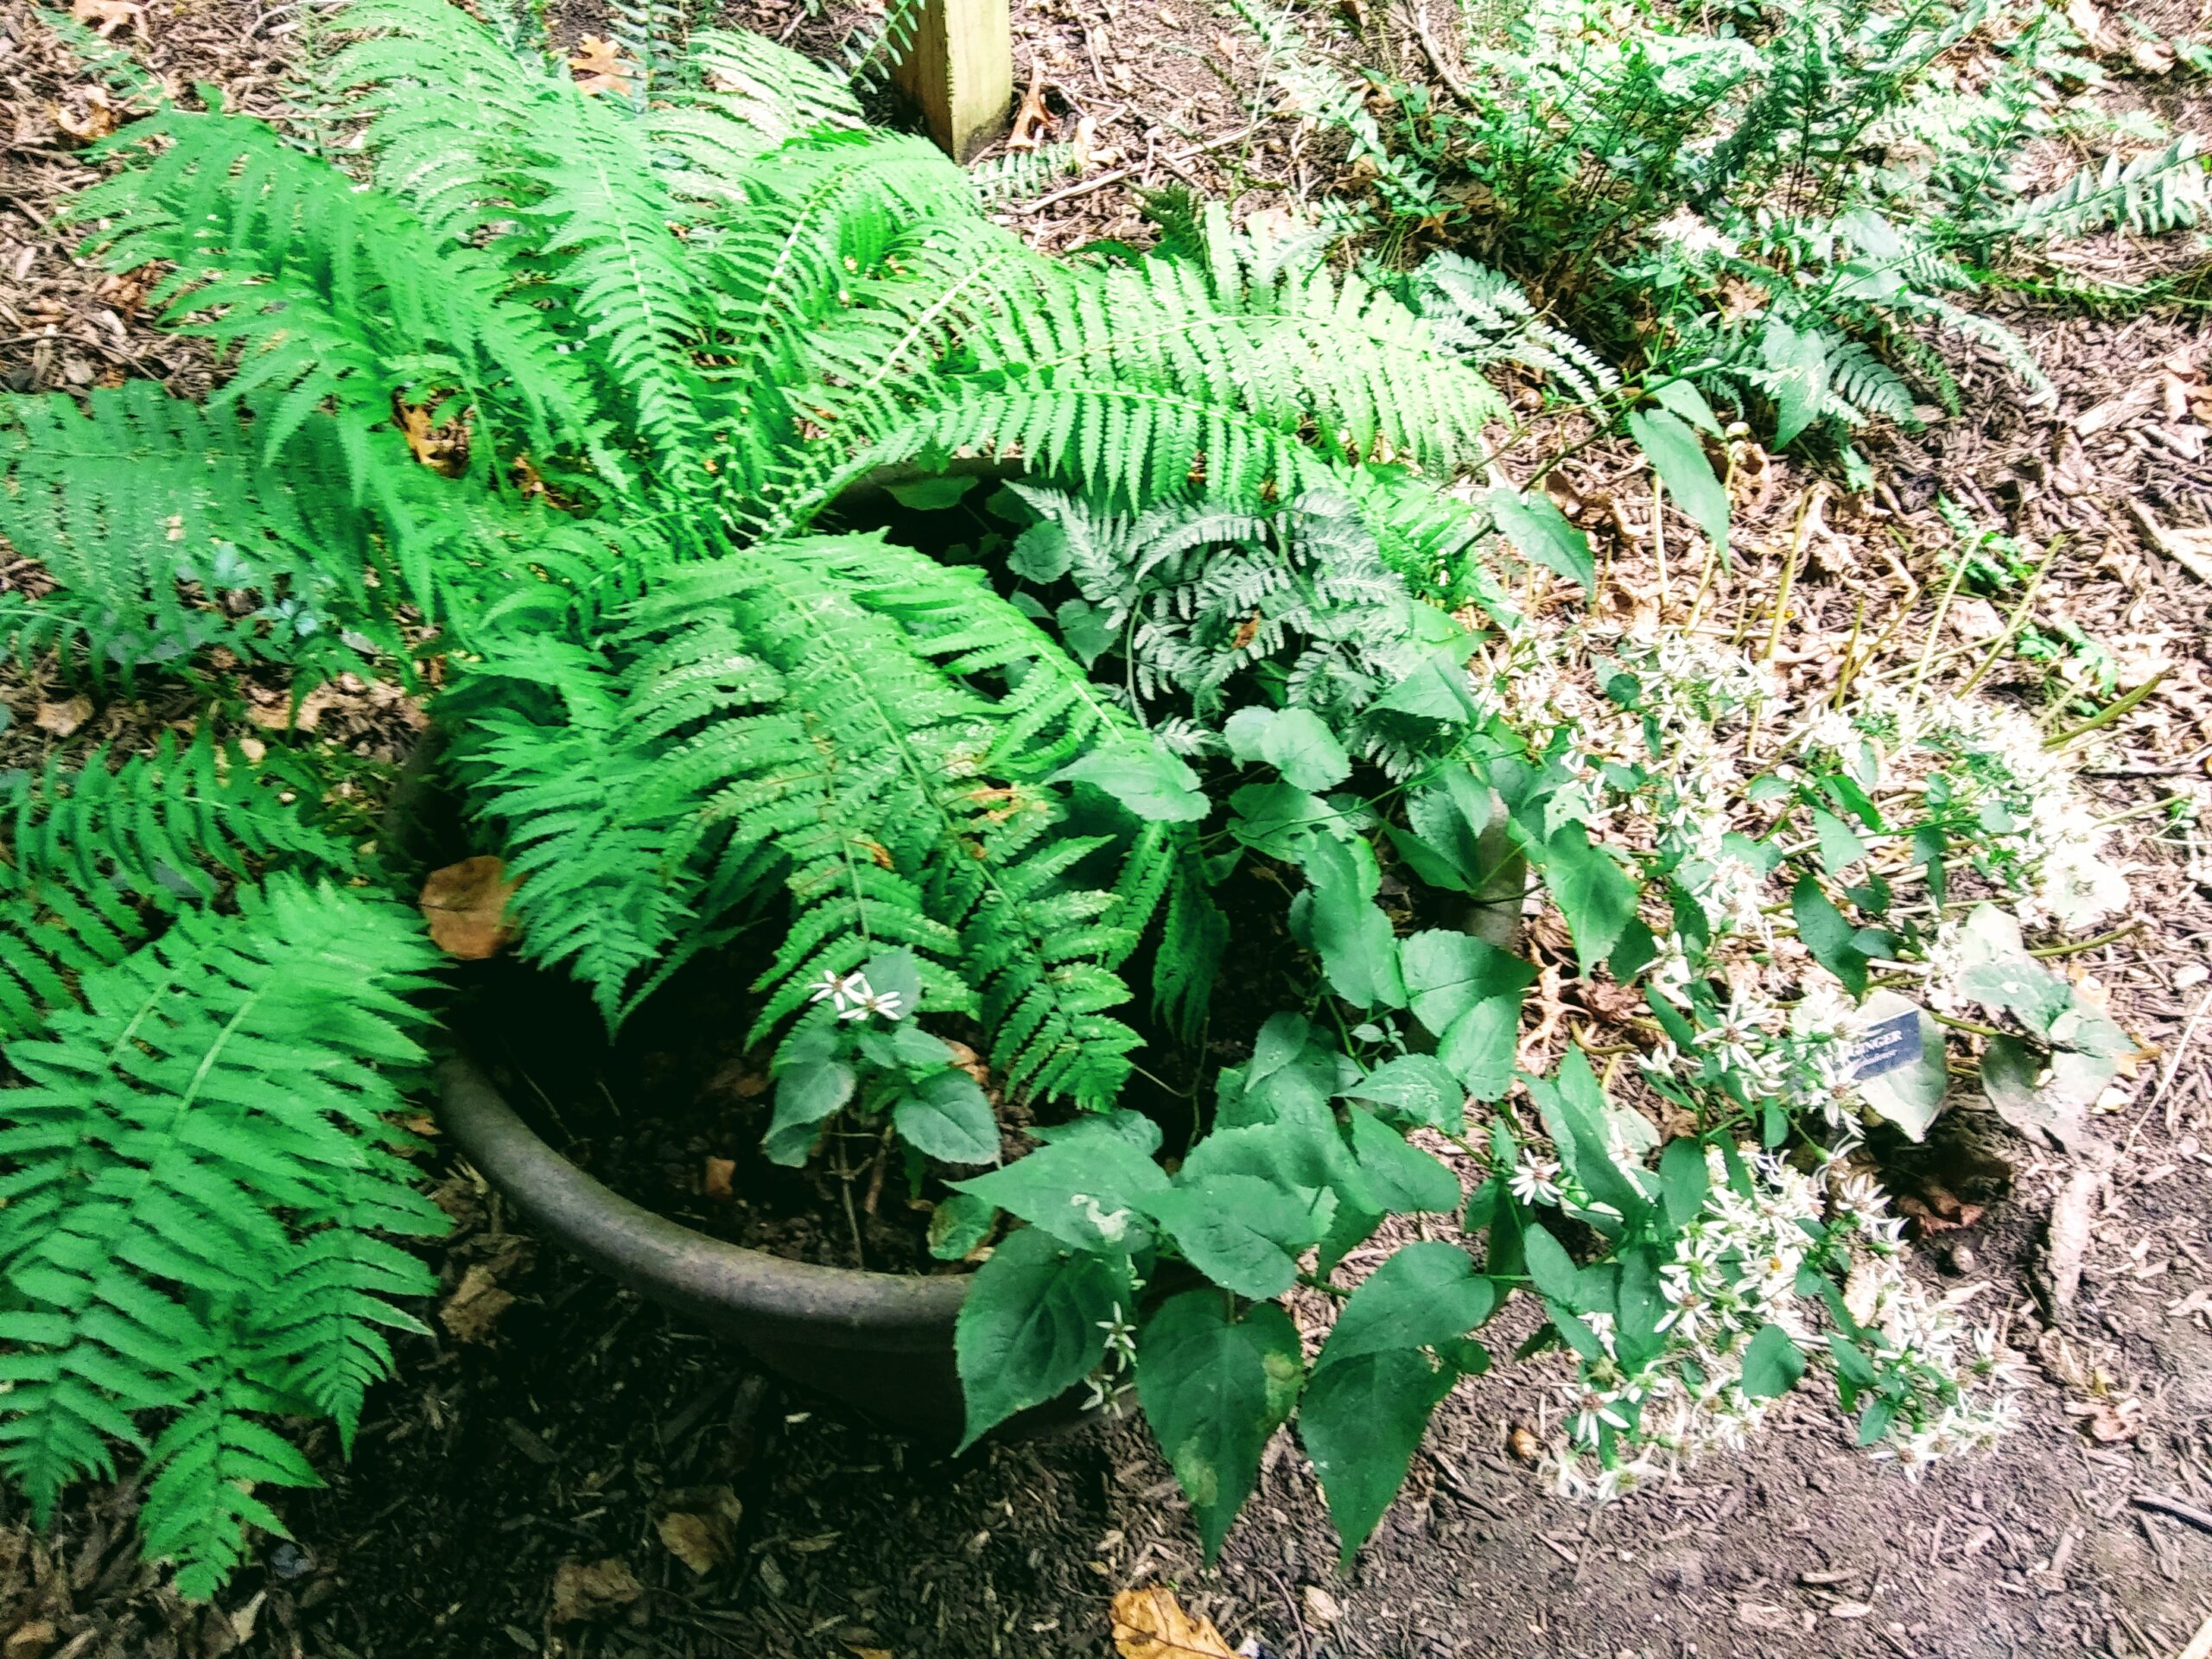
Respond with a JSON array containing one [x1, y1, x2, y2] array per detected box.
[[1638, 977, 1869, 1132], [1545, 1150, 2022, 1500], [1800, 687, 2129, 931], [805, 969, 908, 1021]]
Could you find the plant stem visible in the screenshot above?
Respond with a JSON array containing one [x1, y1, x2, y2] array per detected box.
[[2026, 920, 2141, 959]]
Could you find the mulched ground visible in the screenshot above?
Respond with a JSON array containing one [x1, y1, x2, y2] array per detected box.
[[3, 0, 2211, 1655]]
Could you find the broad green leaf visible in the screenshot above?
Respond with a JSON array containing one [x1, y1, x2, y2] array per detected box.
[[1649, 376, 1724, 436], [1317, 1241, 1496, 1370], [951, 1139, 1168, 1252], [1811, 808, 1866, 876], [1147, 1174, 1335, 1300], [2050, 1007, 2135, 1058], [1055, 596, 1116, 665], [885, 474, 978, 510], [1438, 995, 1521, 1103], [1392, 770, 1494, 893], [763, 1058, 854, 1166], [1980, 1033, 2105, 1150], [1959, 959, 2070, 1033], [955, 1228, 1132, 1449], [1029, 1108, 1163, 1155], [1487, 486, 1593, 590], [1300, 835, 1406, 1011], [1372, 652, 1481, 722], [1007, 519, 1071, 582], [1521, 1221, 1583, 1307], [1762, 319, 1830, 448], [1738, 1322, 1808, 1401], [1341, 1053, 1463, 1132], [1400, 930, 1534, 1036], [1538, 823, 1639, 974], [1299, 1348, 1458, 1566], [1790, 873, 1867, 995], [1227, 707, 1351, 791], [1524, 1048, 1648, 1224], [1050, 742, 1208, 823], [1227, 781, 1332, 860], [1137, 1294, 1303, 1561], [928, 1192, 995, 1260], [1347, 1108, 1460, 1213], [1627, 408, 1728, 554], [1659, 1136, 1709, 1230], [892, 1070, 1001, 1165]]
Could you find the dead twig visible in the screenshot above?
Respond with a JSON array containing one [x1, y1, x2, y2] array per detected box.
[[1017, 124, 1256, 211], [2133, 1491, 2212, 1535]]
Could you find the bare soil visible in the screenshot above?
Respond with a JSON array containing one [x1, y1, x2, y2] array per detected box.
[[1, 0, 2210, 1656]]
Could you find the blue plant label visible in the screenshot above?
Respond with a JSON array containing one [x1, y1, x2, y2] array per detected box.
[[1850, 1009, 1922, 1082]]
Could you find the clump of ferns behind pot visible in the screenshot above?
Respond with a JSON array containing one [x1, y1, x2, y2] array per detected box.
[[1229, 0, 2209, 477]]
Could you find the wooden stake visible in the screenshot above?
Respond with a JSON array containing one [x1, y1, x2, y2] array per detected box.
[[893, 0, 1014, 162]]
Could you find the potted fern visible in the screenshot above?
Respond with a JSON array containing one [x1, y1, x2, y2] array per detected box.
[[0, 0, 1515, 1593], [0, 0, 2050, 1601]]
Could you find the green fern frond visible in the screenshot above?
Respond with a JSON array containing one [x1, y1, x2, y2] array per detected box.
[[73, 111, 619, 493], [621, 537, 1147, 1107], [0, 877, 443, 1592]]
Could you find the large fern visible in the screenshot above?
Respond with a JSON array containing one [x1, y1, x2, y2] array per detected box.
[[0, 878, 444, 1597]]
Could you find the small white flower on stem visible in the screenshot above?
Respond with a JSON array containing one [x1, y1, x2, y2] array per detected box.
[[836, 981, 907, 1021], [806, 969, 866, 1009], [1510, 1154, 1563, 1207]]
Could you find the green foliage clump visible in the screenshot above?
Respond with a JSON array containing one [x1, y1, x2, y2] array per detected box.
[[0, 0, 2109, 1598]]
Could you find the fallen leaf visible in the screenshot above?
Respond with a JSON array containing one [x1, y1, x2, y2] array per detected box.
[[2128, 499, 2212, 584], [394, 397, 468, 476], [550, 1557, 642, 1624], [1069, 114, 1119, 169], [1301, 1584, 1342, 1624], [34, 696, 91, 738], [5, 1620, 58, 1659], [244, 683, 341, 732], [2043, 1162, 2104, 1320], [2127, 36, 2175, 73], [2074, 1394, 2142, 1441], [1109, 1587, 1236, 1659], [440, 1263, 515, 1343], [2063, 0, 2117, 51], [655, 1508, 734, 1575], [69, 0, 141, 36], [418, 855, 519, 960], [569, 35, 636, 97], [52, 86, 118, 143], [1007, 58, 1051, 150], [702, 1155, 735, 1199]]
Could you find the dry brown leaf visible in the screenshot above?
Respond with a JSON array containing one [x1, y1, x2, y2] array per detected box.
[[69, 0, 142, 37], [1069, 114, 1120, 169], [418, 855, 520, 960], [655, 1507, 734, 1575], [2127, 35, 2175, 73], [568, 35, 636, 97], [1109, 1587, 1236, 1659], [34, 696, 91, 738], [702, 1155, 735, 1200], [2128, 499, 2212, 584], [2063, 0, 2117, 50], [1007, 58, 1051, 151], [846, 1649, 893, 1659], [550, 1557, 642, 1624], [439, 1263, 515, 1343], [5, 1620, 59, 1659], [395, 397, 468, 476], [53, 87, 118, 143], [244, 683, 341, 732]]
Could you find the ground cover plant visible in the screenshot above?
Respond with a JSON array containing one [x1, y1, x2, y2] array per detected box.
[[0, 0, 2177, 1611]]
